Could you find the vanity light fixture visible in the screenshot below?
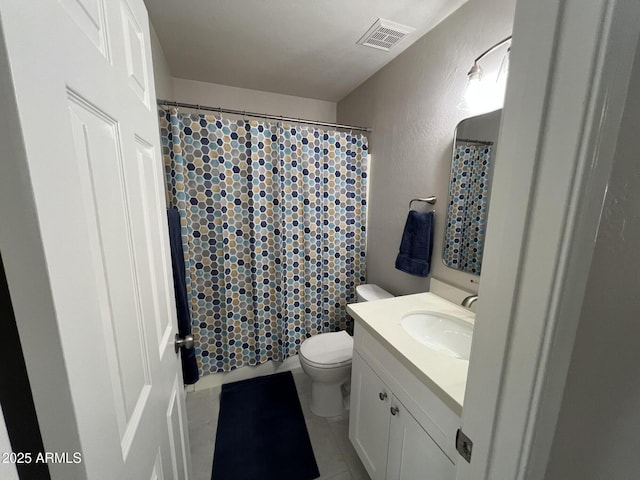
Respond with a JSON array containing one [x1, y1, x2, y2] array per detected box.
[[463, 36, 512, 113]]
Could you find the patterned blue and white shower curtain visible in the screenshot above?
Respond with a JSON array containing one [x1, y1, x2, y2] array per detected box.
[[443, 143, 492, 274], [159, 108, 368, 375]]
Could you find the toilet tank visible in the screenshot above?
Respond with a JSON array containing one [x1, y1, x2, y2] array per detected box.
[[355, 284, 394, 302]]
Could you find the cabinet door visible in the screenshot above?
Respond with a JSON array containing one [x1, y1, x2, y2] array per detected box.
[[386, 397, 455, 480], [349, 352, 391, 480]]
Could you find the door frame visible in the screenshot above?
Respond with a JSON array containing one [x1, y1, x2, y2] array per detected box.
[[0, 253, 50, 480], [457, 0, 640, 479]]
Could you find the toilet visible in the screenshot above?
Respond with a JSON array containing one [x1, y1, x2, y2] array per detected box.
[[299, 284, 394, 417]]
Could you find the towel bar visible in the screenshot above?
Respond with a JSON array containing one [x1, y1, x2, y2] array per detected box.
[[409, 196, 437, 210]]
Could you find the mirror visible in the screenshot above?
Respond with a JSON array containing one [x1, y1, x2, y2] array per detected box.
[[443, 109, 502, 275]]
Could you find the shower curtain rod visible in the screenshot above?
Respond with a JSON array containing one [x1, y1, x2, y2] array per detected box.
[[157, 99, 372, 133], [455, 137, 494, 146]]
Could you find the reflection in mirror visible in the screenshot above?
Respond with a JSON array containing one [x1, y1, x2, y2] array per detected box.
[[443, 109, 502, 275]]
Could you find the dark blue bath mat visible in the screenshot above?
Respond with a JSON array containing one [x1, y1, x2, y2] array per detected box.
[[211, 371, 319, 480]]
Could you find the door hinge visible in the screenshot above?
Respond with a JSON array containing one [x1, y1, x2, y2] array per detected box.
[[456, 428, 473, 463]]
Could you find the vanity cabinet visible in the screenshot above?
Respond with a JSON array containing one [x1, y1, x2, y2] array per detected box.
[[386, 394, 454, 480], [350, 352, 392, 479], [349, 322, 459, 480]]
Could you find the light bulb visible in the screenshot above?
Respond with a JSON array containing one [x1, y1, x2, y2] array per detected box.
[[464, 75, 485, 112], [463, 57, 508, 113]]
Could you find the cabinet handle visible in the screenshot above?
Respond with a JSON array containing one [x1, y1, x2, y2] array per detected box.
[[390, 406, 399, 416], [378, 392, 387, 401]]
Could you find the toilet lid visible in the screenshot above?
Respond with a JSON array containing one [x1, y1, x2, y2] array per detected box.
[[300, 331, 353, 366]]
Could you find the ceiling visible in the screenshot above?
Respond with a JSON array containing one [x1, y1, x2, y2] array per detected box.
[[145, 0, 468, 102]]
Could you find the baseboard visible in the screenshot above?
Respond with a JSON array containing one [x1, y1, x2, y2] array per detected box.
[[189, 355, 303, 392]]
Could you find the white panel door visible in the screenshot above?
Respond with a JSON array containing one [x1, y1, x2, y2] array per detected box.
[[386, 397, 454, 480], [349, 352, 391, 480], [0, 1, 190, 479]]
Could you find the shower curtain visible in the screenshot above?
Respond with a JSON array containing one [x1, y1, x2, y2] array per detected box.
[[159, 108, 368, 375], [443, 142, 492, 274]]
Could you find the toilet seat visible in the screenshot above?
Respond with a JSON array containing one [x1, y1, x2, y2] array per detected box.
[[299, 331, 353, 368]]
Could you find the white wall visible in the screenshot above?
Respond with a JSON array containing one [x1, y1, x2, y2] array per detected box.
[[337, 0, 515, 295], [149, 23, 173, 99], [171, 77, 336, 123], [544, 37, 640, 480]]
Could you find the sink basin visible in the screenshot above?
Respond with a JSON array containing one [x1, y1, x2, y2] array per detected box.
[[401, 311, 473, 360]]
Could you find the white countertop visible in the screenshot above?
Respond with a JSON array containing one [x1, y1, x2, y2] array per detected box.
[[347, 292, 474, 414]]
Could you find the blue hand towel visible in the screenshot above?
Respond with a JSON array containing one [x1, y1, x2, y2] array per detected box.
[[167, 208, 199, 385], [395, 211, 434, 277]]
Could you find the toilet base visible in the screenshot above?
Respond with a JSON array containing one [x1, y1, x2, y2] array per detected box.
[[309, 381, 347, 417]]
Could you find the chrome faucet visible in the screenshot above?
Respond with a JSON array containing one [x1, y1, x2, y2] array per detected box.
[[461, 295, 478, 308]]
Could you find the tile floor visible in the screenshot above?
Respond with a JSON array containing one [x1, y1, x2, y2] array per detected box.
[[186, 369, 371, 480]]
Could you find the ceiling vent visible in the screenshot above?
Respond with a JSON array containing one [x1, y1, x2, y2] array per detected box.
[[357, 18, 416, 52]]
